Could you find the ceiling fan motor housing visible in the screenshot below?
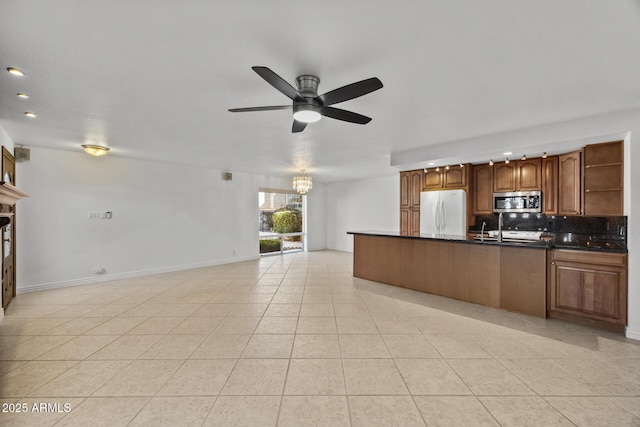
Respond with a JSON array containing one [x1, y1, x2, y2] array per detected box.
[[296, 75, 320, 99]]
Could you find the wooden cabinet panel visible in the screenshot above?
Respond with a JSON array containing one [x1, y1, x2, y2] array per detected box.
[[410, 208, 421, 236], [549, 249, 627, 325], [400, 170, 423, 235], [424, 169, 443, 190], [584, 140, 623, 216], [443, 166, 467, 188], [493, 162, 516, 192], [400, 172, 410, 208], [500, 247, 546, 317], [542, 156, 558, 215], [473, 164, 493, 214], [410, 170, 422, 206], [400, 209, 409, 235], [558, 151, 582, 215], [517, 158, 542, 191]]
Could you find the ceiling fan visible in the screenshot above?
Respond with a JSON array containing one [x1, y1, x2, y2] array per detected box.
[[229, 66, 383, 133]]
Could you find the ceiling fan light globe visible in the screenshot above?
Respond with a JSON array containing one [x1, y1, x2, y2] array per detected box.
[[293, 110, 321, 123]]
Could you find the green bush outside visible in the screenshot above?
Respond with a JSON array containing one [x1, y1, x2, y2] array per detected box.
[[259, 239, 281, 253], [272, 210, 302, 241]]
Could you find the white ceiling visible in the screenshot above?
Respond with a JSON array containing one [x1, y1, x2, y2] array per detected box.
[[1, 0, 639, 182]]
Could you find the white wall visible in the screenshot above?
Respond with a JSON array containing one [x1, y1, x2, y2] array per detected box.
[[15, 146, 312, 291], [326, 174, 399, 252], [305, 182, 327, 251], [0, 125, 14, 152]]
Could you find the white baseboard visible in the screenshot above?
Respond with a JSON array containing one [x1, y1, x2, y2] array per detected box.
[[16, 255, 259, 294], [626, 327, 640, 342]]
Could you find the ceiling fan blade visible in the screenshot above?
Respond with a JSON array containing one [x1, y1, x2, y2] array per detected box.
[[321, 107, 372, 124], [317, 77, 383, 106], [292, 120, 307, 133], [252, 66, 304, 101], [228, 105, 291, 113]]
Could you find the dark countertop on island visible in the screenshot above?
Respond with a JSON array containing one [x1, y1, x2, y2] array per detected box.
[[347, 230, 627, 253]]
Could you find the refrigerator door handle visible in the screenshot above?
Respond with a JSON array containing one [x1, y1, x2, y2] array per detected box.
[[434, 201, 439, 232]]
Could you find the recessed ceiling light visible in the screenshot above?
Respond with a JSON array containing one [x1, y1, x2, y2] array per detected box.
[[24, 112, 37, 118], [503, 151, 512, 156], [17, 93, 29, 99], [428, 162, 435, 166], [7, 67, 25, 76]]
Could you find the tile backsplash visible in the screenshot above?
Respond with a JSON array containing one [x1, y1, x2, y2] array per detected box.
[[472, 214, 627, 240]]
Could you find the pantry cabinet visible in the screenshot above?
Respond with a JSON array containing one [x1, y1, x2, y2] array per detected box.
[[400, 170, 423, 236]]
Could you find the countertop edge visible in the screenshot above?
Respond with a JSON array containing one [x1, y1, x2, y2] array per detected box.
[[347, 230, 628, 253]]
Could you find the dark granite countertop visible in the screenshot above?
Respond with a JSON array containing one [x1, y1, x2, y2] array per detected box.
[[347, 230, 627, 253]]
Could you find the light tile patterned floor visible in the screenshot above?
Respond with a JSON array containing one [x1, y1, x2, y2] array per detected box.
[[1, 250, 639, 426]]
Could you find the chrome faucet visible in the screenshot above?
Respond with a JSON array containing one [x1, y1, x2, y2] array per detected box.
[[498, 213, 503, 242], [480, 221, 486, 242]]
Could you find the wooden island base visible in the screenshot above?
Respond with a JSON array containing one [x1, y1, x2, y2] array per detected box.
[[353, 234, 547, 318]]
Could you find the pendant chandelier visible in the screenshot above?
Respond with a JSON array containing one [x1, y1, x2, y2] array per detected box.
[[293, 169, 313, 195]]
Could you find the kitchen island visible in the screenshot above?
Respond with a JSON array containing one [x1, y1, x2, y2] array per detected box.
[[348, 231, 549, 317]]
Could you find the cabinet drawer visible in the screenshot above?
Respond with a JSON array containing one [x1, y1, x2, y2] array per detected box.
[[551, 249, 627, 267]]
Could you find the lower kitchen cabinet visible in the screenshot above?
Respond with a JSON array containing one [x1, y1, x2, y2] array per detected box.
[[549, 249, 627, 329]]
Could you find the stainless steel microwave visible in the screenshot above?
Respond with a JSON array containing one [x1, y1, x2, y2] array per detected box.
[[493, 191, 542, 213]]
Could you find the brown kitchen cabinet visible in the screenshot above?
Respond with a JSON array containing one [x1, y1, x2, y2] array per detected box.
[[541, 156, 559, 215], [583, 140, 623, 216], [493, 159, 541, 193], [493, 162, 516, 192], [549, 249, 627, 329], [399, 170, 423, 236], [423, 165, 467, 190], [472, 164, 493, 214], [558, 150, 582, 215]]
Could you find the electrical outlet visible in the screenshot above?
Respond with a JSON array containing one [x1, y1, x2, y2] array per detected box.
[[87, 211, 101, 219]]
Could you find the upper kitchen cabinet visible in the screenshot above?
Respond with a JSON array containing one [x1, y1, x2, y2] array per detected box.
[[493, 162, 516, 192], [473, 164, 493, 214], [516, 158, 542, 191], [423, 165, 467, 190], [493, 159, 541, 193], [583, 140, 623, 216], [558, 150, 583, 215], [542, 156, 559, 215]]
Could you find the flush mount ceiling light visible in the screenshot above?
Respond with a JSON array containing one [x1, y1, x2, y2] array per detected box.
[[24, 112, 36, 118], [293, 169, 313, 195], [7, 67, 25, 76], [81, 144, 110, 157], [17, 93, 29, 99]]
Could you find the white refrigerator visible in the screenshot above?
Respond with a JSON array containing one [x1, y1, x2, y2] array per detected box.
[[419, 189, 466, 235]]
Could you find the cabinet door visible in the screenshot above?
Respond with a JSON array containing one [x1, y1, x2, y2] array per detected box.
[[400, 172, 410, 208], [400, 208, 410, 235], [423, 169, 443, 190], [542, 156, 558, 215], [409, 208, 421, 236], [493, 162, 516, 192], [517, 158, 541, 191], [443, 166, 466, 188], [410, 170, 423, 206], [558, 151, 582, 215], [550, 260, 626, 324], [473, 164, 493, 214]]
